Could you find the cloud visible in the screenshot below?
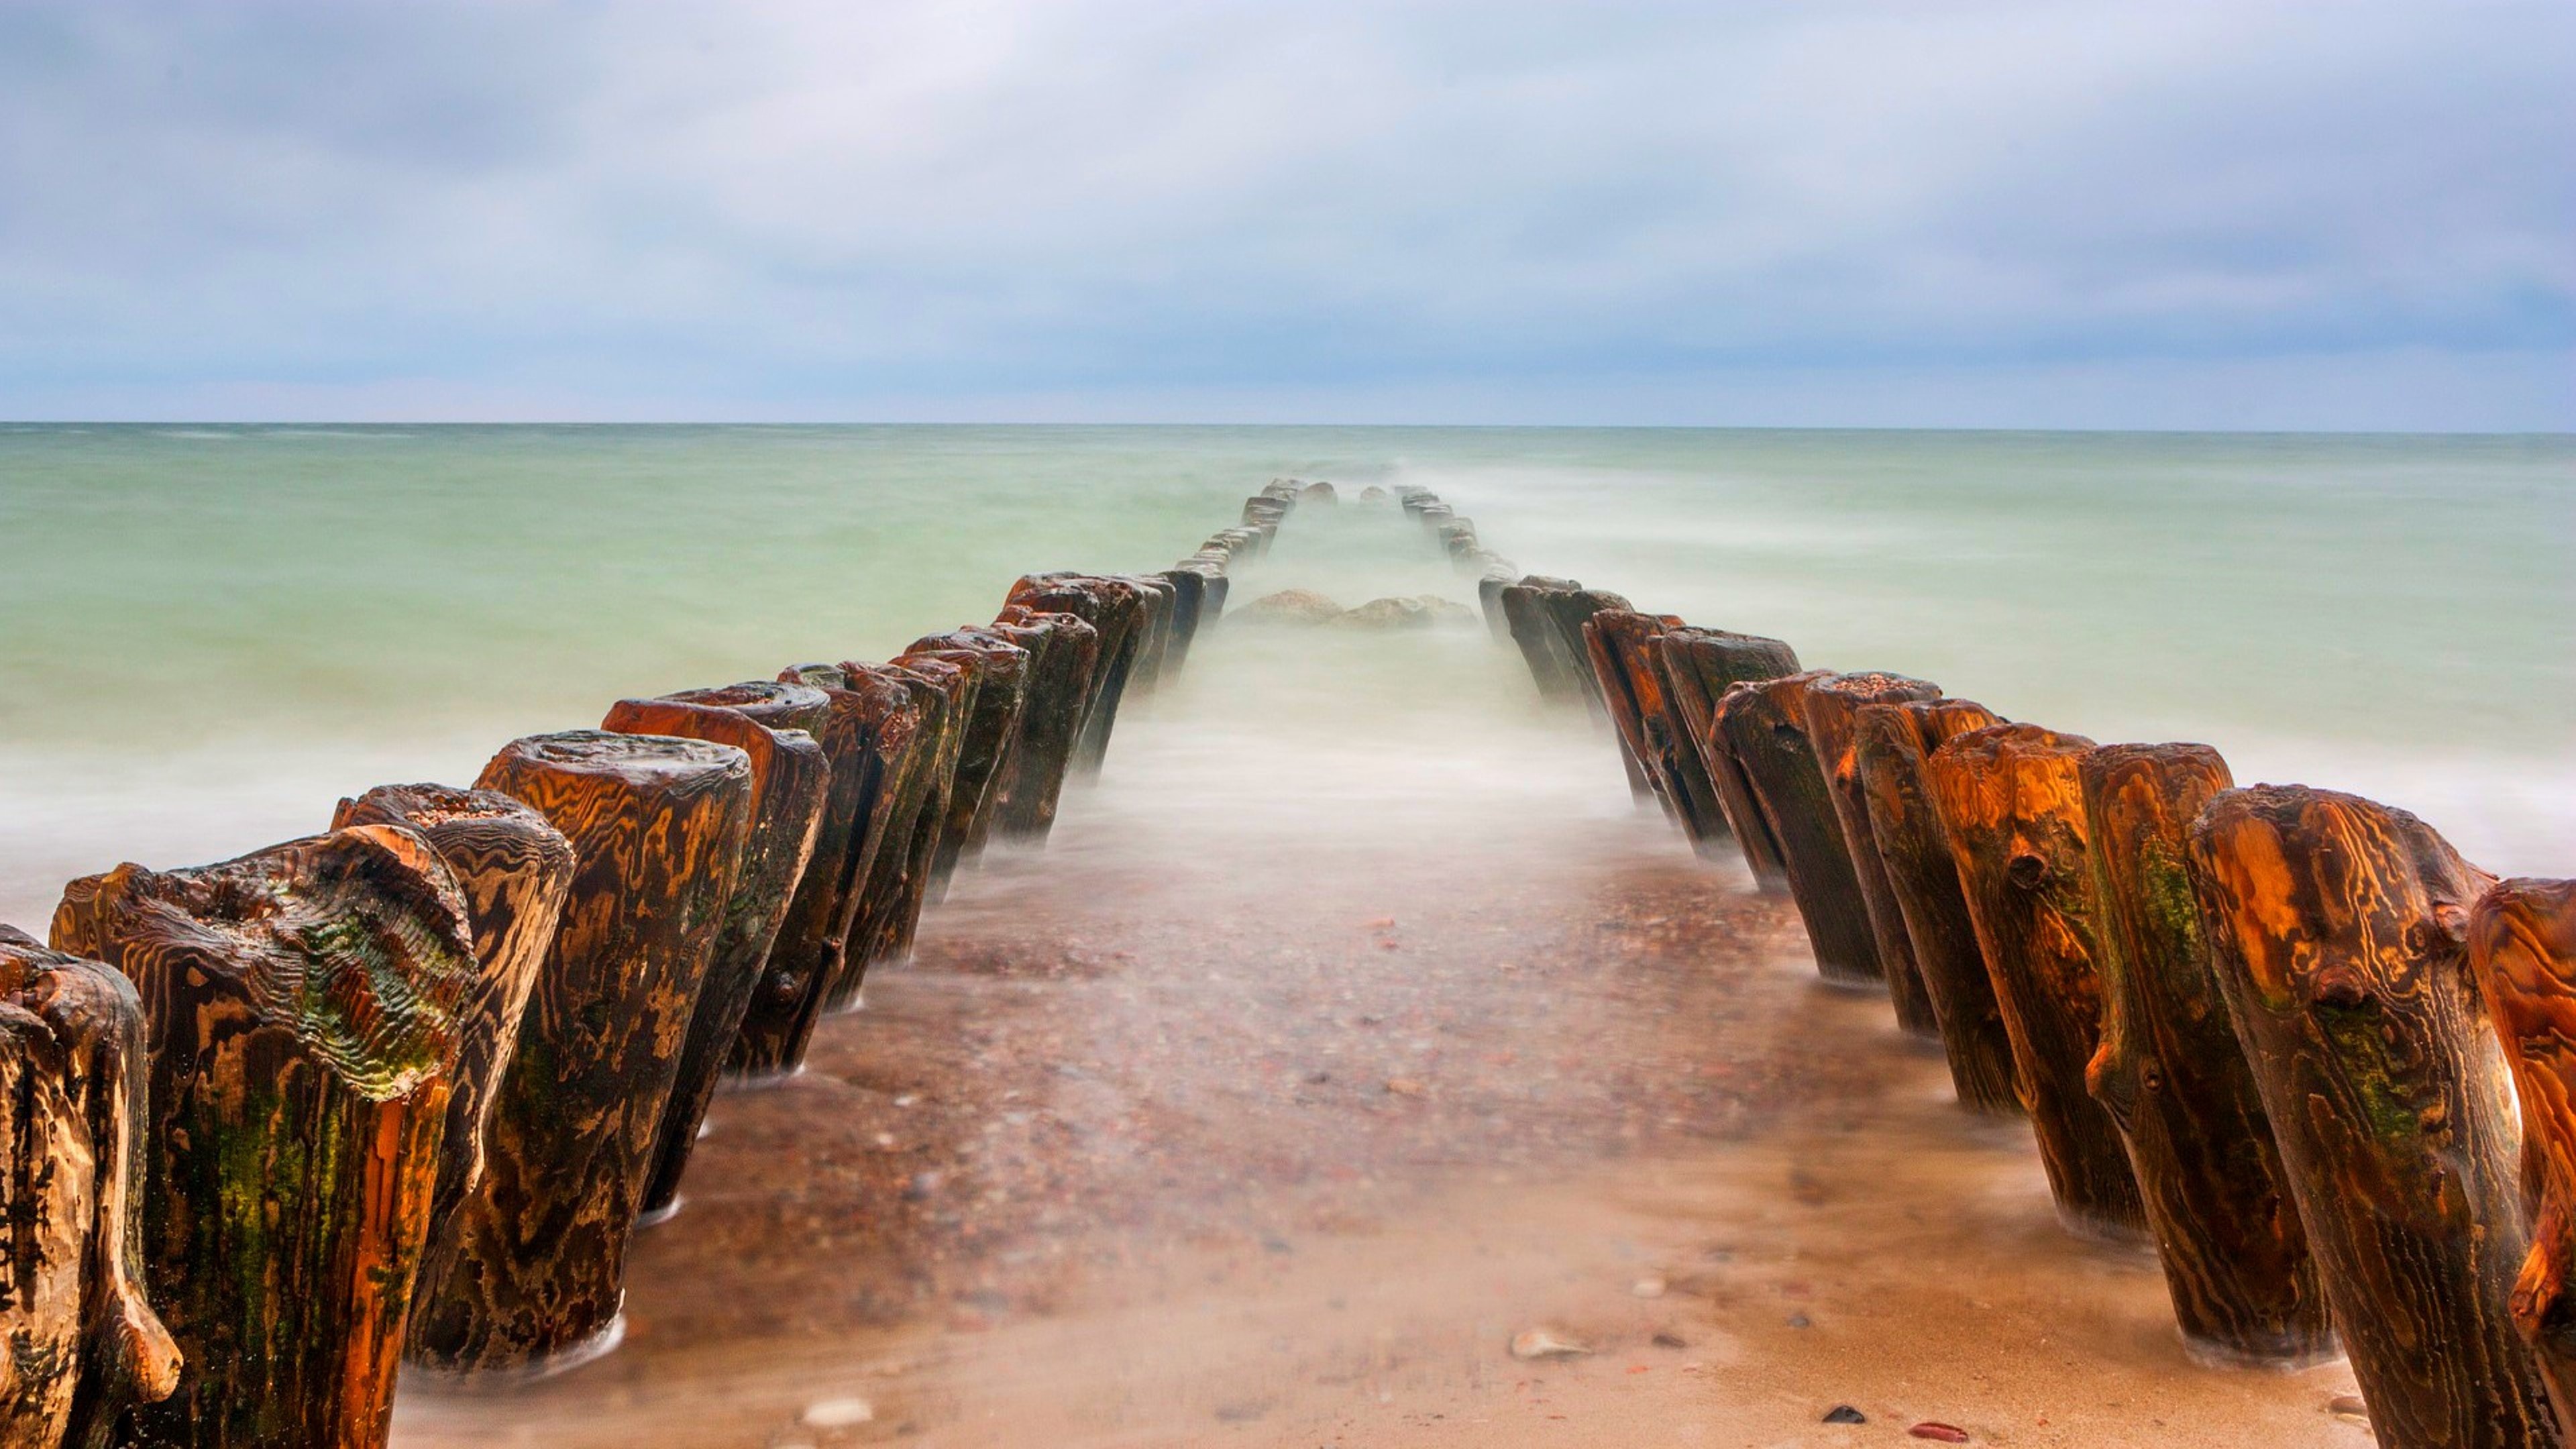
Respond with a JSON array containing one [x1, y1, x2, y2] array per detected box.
[[0, 0, 2568, 424]]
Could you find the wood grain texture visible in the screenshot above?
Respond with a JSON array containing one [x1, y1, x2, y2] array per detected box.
[[760, 668, 921, 1043], [52, 826, 475, 1448], [985, 608, 1103, 843], [327, 786, 573, 1263], [1717, 674, 1885, 987], [2190, 786, 2553, 1448], [1799, 672, 1945, 1036], [1852, 699, 2020, 1114], [0, 926, 180, 1449], [2076, 745, 2328, 1364], [600, 694, 830, 1215], [1110, 575, 1177, 700], [1927, 722, 2146, 1238], [806, 663, 943, 1013], [899, 630, 1030, 888], [1656, 626, 1804, 888], [1583, 611, 1733, 852], [2471, 877, 2576, 1438], [407, 732, 752, 1375]]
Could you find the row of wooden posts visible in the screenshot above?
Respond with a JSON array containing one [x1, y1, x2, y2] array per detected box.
[[1442, 521, 2575, 1449], [0, 487, 1330, 1449]]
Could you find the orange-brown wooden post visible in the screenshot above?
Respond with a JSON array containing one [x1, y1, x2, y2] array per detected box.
[[1799, 672, 1943, 1035], [2471, 877, 2576, 1438]]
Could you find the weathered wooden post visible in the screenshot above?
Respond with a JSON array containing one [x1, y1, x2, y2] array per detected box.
[[2191, 787, 2555, 1445], [53, 827, 475, 1446], [1580, 610, 1688, 818], [1927, 723, 2146, 1238], [2076, 745, 2329, 1364], [986, 607, 1103, 843], [1585, 611, 1737, 852], [2471, 877, 2576, 1436], [600, 692, 830, 1217], [0, 926, 181, 1449], [1008, 573, 1146, 778], [775, 663, 937, 1019], [1716, 674, 1887, 987], [856, 659, 969, 968], [899, 629, 1029, 887], [1499, 577, 1591, 704], [407, 732, 753, 1375], [1657, 626, 1803, 888], [1153, 568, 1208, 678], [1799, 672, 1945, 1036], [327, 786, 575, 1281], [723, 673, 916, 1071], [1537, 586, 1635, 728], [1851, 698, 2020, 1114]]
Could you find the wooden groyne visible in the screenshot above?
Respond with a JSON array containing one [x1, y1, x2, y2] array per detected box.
[[1463, 472, 2567, 1444], [1, 473, 2567, 1449]]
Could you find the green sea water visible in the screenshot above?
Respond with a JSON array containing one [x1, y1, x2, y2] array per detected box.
[[1, 424, 2568, 922]]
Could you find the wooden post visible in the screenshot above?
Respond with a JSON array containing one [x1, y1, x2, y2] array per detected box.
[[1715, 674, 1886, 987], [1851, 698, 2021, 1114], [729, 672, 916, 1070], [1116, 574, 1179, 697], [1656, 626, 1803, 888], [407, 732, 753, 1375], [1927, 722, 2146, 1238], [2076, 745, 2329, 1364], [2474, 877, 2576, 1437], [854, 659, 969, 969], [986, 607, 1103, 843], [1008, 573, 1147, 779], [600, 694, 831, 1218], [52, 826, 475, 1446], [326, 786, 575, 1285], [1583, 611, 1732, 850], [1799, 672, 1945, 1036], [1499, 577, 1591, 704], [0, 926, 181, 1449], [1538, 586, 1635, 727], [1152, 568, 1208, 678], [2191, 787, 2554, 1446], [899, 629, 1030, 887]]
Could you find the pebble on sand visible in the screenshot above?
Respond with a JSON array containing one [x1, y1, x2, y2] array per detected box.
[[2326, 1394, 2369, 1426], [1509, 1329, 1591, 1360], [1823, 1404, 1867, 1424], [1631, 1276, 1666, 1298], [1907, 1423, 1969, 1443], [802, 1397, 875, 1428]]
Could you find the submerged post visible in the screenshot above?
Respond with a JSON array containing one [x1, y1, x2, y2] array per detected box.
[[2190, 786, 2554, 1447], [2076, 745, 2329, 1365], [407, 732, 752, 1375], [54, 827, 475, 1448], [1584, 610, 1733, 851], [985, 607, 1103, 843], [0, 926, 181, 1449], [1927, 722, 2145, 1238], [1658, 626, 1803, 888]]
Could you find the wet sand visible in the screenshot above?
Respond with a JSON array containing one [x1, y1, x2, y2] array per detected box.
[[392, 624, 2375, 1449]]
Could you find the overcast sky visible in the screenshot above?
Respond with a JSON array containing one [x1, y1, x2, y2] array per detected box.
[[1, 1, 2567, 427]]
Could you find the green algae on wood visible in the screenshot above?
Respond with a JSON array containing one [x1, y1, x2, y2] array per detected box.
[[2190, 786, 2555, 1448], [0, 926, 181, 1449], [2076, 745, 2328, 1365], [51, 827, 475, 1448]]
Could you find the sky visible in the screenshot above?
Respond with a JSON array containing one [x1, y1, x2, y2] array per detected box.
[[0, 1, 2569, 429]]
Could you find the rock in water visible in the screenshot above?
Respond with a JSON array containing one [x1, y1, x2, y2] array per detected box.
[[1335, 597, 1435, 631], [1240, 589, 1345, 626]]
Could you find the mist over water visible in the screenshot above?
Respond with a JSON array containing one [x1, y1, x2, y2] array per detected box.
[[1, 423, 2568, 926]]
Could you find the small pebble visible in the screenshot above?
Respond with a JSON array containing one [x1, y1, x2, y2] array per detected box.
[[1909, 1423, 1970, 1444], [1786, 1311, 1812, 1328], [1631, 1276, 1666, 1299], [1823, 1404, 1867, 1424], [1509, 1328, 1591, 1360], [1385, 1077, 1425, 1096], [802, 1397, 875, 1428], [2327, 1393, 2369, 1425], [1650, 1332, 1687, 1349]]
